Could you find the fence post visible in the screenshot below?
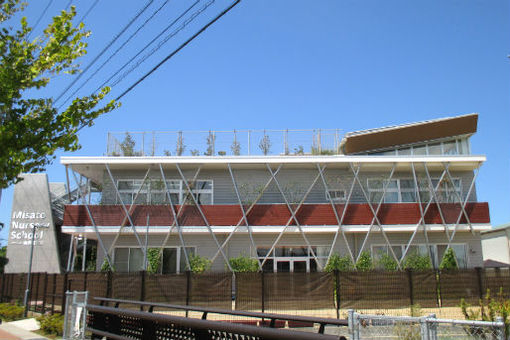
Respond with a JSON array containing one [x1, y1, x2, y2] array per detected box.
[[335, 270, 340, 319], [496, 316, 505, 340], [261, 271, 265, 314], [34, 273, 40, 312], [475, 267, 484, 300], [407, 269, 414, 307], [420, 316, 429, 340], [61, 272, 68, 313], [140, 271, 146, 310], [51, 274, 56, 315], [428, 313, 437, 340], [83, 271, 88, 292], [106, 271, 113, 300], [0, 273, 5, 302], [348, 309, 358, 340], [435, 269, 442, 308], [41, 273, 48, 314], [185, 271, 191, 317]]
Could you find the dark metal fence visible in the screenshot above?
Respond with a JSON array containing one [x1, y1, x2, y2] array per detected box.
[[2, 267, 510, 316]]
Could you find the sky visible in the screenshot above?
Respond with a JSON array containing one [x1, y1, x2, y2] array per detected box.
[[0, 0, 509, 245]]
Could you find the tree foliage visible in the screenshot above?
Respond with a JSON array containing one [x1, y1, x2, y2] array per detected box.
[[0, 0, 119, 188], [439, 247, 458, 270], [188, 254, 211, 274], [402, 251, 432, 270], [324, 253, 353, 272], [228, 255, 259, 272], [355, 251, 374, 271], [377, 252, 399, 271]]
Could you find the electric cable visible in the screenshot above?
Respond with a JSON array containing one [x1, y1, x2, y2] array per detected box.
[[59, 0, 172, 108], [92, 0, 201, 94], [76, 0, 100, 24], [27, 0, 54, 40], [64, 0, 73, 10], [110, 0, 215, 88], [114, 0, 241, 101], [54, 0, 155, 105]]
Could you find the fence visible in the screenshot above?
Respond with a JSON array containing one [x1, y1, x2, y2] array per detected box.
[[348, 311, 505, 340], [2, 267, 510, 318]]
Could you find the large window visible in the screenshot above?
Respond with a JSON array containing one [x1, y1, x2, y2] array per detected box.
[[114, 247, 196, 273], [371, 244, 467, 269], [257, 246, 329, 273], [367, 178, 462, 203], [367, 138, 470, 156], [116, 179, 213, 204]]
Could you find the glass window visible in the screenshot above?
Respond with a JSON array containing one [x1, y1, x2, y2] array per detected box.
[[162, 248, 177, 274], [452, 244, 467, 268], [413, 145, 427, 155], [428, 143, 442, 155], [114, 248, 129, 272], [129, 248, 144, 272], [326, 190, 345, 202], [443, 141, 458, 155], [398, 148, 412, 155]]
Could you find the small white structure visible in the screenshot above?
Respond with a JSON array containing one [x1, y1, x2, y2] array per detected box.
[[481, 223, 510, 266]]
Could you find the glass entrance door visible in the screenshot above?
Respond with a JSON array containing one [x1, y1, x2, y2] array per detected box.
[[274, 259, 309, 272]]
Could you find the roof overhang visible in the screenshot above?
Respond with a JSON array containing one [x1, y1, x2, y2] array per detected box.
[[61, 155, 485, 185], [342, 113, 478, 154]]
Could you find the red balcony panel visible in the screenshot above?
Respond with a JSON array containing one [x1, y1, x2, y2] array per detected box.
[[63, 202, 490, 227]]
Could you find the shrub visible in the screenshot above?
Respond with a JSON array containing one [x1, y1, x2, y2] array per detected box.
[[37, 313, 64, 336], [461, 288, 510, 337], [325, 253, 353, 272], [147, 248, 162, 274], [402, 251, 432, 270], [188, 254, 212, 274], [377, 253, 399, 271], [355, 251, 373, 271], [0, 303, 24, 321], [100, 258, 112, 272], [439, 247, 458, 270], [228, 255, 259, 272]]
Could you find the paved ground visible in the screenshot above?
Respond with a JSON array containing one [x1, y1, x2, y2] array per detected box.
[[0, 319, 48, 340]]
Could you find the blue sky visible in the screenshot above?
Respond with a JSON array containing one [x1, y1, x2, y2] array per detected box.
[[1, 0, 509, 244]]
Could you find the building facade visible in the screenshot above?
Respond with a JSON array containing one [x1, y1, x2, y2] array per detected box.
[[1, 113, 472, 274]]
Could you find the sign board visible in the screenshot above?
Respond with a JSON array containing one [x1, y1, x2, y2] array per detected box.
[[5, 174, 62, 273]]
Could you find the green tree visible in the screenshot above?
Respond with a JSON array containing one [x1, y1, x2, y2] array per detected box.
[[0, 0, 119, 188], [439, 247, 458, 270], [228, 255, 259, 272], [0, 246, 8, 273], [377, 252, 399, 271], [324, 253, 354, 272], [188, 254, 211, 274], [355, 251, 373, 271], [402, 251, 432, 270]]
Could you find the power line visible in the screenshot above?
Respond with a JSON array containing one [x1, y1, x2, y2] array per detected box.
[[27, 0, 54, 40], [93, 0, 201, 94], [64, 0, 73, 10], [111, 0, 216, 88], [115, 0, 241, 101], [54, 0, 155, 105], [76, 0, 100, 24], [60, 0, 172, 107]]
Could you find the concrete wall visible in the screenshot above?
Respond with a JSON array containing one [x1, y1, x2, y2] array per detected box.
[[481, 230, 510, 265]]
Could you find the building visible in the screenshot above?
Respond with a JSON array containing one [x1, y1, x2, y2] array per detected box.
[[6, 113, 491, 273], [481, 223, 510, 267]]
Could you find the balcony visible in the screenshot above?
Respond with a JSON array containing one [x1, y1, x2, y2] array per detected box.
[[63, 202, 490, 228]]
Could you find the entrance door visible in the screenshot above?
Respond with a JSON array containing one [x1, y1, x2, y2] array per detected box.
[[274, 259, 309, 272]]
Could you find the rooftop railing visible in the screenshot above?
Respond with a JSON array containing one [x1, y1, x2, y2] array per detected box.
[[106, 129, 343, 157]]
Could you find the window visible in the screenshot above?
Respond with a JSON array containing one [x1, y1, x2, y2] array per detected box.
[[116, 179, 213, 204], [326, 190, 345, 202], [368, 138, 470, 156], [114, 246, 196, 273], [368, 178, 461, 203], [371, 243, 467, 269], [257, 246, 329, 272]]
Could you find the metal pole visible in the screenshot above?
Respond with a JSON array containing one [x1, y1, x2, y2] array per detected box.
[[82, 237, 87, 272], [23, 225, 37, 317], [144, 214, 149, 271], [66, 235, 74, 272]]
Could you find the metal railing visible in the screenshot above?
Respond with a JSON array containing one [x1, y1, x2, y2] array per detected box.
[[106, 128, 343, 156], [95, 297, 347, 333], [348, 310, 505, 340], [86, 297, 347, 340]]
